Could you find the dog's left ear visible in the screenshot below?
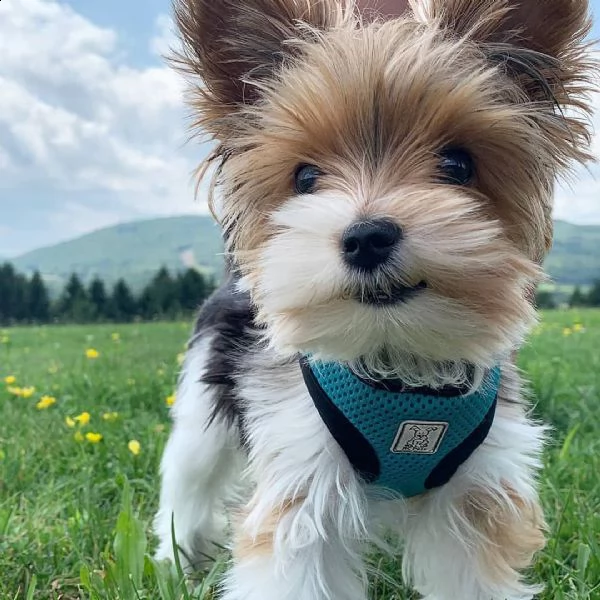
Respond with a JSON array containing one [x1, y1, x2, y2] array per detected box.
[[411, 0, 594, 106], [172, 0, 351, 142]]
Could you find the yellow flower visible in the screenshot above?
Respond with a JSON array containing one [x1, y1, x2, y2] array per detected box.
[[74, 431, 84, 442], [21, 387, 35, 398], [85, 348, 100, 359], [74, 411, 91, 425], [85, 432, 103, 443], [4, 376, 16, 385], [573, 323, 585, 333], [128, 440, 141, 456], [102, 411, 119, 422], [8, 386, 22, 396], [166, 394, 176, 407], [65, 416, 76, 428], [563, 327, 572, 336], [36, 395, 56, 410]]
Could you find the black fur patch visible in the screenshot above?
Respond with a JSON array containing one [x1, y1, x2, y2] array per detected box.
[[192, 273, 260, 437]]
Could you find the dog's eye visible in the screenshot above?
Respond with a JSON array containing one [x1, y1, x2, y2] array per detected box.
[[437, 148, 474, 186], [294, 164, 321, 194]]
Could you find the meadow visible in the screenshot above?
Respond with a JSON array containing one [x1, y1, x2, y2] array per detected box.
[[0, 311, 598, 600]]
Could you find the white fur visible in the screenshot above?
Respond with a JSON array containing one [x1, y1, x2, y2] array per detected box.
[[154, 337, 245, 570]]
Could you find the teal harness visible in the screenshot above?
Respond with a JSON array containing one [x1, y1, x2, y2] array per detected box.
[[300, 358, 501, 497]]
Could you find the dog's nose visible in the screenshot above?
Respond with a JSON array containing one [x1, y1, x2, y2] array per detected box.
[[342, 219, 402, 270]]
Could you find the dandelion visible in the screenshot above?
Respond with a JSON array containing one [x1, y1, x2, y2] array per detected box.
[[8, 386, 23, 396], [85, 348, 100, 359], [563, 327, 572, 336], [166, 394, 176, 407], [4, 375, 16, 385], [102, 411, 119, 422], [128, 440, 141, 456], [111, 333, 121, 342], [36, 395, 56, 410], [573, 323, 585, 333], [65, 416, 76, 428], [74, 431, 84, 442], [74, 411, 91, 425], [21, 387, 35, 398], [85, 432, 103, 443]]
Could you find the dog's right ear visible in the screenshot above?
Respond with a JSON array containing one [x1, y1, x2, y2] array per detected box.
[[173, 0, 350, 141]]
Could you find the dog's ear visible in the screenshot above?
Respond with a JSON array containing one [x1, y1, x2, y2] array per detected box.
[[411, 0, 594, 104], [172, 0, 350, 140]]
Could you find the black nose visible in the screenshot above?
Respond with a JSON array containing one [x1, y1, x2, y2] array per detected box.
[[342, 219, 402, 270]]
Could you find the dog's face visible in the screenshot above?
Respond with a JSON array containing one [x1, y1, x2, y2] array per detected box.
[[175, 0, 595, 376]]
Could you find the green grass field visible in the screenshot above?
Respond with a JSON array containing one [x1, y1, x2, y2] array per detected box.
[[1, 311, 598, 600]]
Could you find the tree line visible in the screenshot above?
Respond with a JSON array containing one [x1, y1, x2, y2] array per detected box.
[[536, 280, 600, 310], [0, 263, 216, 326]]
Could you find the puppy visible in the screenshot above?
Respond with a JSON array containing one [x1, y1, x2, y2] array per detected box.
[[154, 1, 597, 599]]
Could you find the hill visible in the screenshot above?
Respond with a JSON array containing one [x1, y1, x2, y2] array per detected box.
[[9, 216, 600, 292], [545, 220, 600, 286], [12, 216, 224, 293]]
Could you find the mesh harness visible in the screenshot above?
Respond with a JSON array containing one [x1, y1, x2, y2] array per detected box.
[[300, 357, 500, 497]]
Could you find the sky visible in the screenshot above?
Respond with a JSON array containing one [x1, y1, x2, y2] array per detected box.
[[0, 0, 599, 257]]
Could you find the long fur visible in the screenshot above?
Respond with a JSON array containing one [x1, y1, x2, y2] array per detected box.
[[155, 1, 597, 599]]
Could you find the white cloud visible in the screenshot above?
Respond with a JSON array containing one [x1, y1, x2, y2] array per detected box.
[[151, 14, 179, 58], [0, 0, 209, 252], [555, 87, 600, 224]]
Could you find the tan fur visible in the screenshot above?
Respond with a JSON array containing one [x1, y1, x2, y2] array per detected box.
[[233, 498, 304, 561], [463, 484, 547, 583]]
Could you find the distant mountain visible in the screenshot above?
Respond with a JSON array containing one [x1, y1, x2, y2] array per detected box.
[[12, 216, 224, 293], [545, 220, 600, 286], [8, 216, 600, 293]]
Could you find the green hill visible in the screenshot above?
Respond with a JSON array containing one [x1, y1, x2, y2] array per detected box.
[[545, 220, 600, 286], [12, 216, 224, 293], [9, 216, 600, 294]]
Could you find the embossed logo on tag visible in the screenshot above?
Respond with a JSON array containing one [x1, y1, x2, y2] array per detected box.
[[390, 421, 449, 454]]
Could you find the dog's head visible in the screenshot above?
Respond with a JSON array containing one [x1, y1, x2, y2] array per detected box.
[[174, 0, 596, 382]]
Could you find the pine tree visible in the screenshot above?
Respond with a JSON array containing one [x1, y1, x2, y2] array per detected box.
[[109, 279, 138, 322], [534, 289, 556, 310], [28, 271, 51, 323], [178, 268, 208, 312], [569, 286, 587, 307], [587, 280, 600, 307], [56, 273, 94, 322], [140, 266, 179, 319], [89, 277, 108, 322]]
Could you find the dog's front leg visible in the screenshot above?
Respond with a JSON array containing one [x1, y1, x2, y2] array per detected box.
[[219, 371, 370, 600]]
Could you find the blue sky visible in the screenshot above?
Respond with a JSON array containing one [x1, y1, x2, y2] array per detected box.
[[0, 0, 599, 257]]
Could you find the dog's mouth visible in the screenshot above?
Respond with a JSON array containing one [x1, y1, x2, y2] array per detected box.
[[356, 280, 427, 306]]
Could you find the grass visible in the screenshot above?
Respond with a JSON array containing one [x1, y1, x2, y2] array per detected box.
[[1, 311, 599, 599]]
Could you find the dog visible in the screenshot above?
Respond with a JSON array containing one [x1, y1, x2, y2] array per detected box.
[[154, 1, 597, 598]]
